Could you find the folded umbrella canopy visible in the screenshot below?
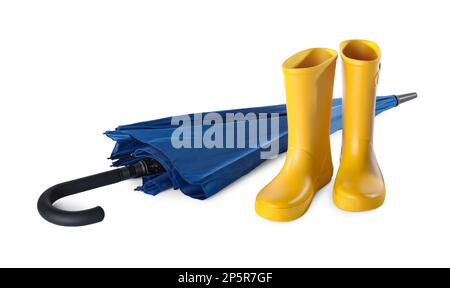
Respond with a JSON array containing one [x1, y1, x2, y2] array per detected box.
[[38, 93, 416, 226]]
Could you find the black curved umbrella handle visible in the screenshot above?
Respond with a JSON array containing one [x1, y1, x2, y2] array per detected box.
[[37, 159, 164, 227]]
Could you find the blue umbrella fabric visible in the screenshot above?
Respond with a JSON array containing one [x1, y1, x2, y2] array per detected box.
[[106, 95, 401, 200]]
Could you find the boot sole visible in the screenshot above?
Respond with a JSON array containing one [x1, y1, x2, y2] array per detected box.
[[333, 192, 385, 212]]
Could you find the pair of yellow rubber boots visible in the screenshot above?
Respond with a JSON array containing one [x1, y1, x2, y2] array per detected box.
[[256, 39, 385, 221]]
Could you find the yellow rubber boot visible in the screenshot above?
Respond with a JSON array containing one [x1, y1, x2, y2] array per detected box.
[[333, 39, 385, 211], [255, 48, 337, 221]]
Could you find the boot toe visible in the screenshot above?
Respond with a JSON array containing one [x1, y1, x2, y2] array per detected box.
[[255, 176, 314, 222], [333, 171, 385, 211]]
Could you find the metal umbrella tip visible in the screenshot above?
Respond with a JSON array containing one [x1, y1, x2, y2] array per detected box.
[[396, 92, 418, 105]]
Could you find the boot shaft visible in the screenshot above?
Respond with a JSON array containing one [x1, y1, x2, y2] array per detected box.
[[340, 40, 381, 143], [282, 48, 337, 154]]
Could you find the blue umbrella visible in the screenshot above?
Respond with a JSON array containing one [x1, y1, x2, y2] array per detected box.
[[37, 93, 416, 226]]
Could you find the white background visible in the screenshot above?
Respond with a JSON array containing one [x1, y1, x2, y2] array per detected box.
[[1, 0, 449, 268]]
